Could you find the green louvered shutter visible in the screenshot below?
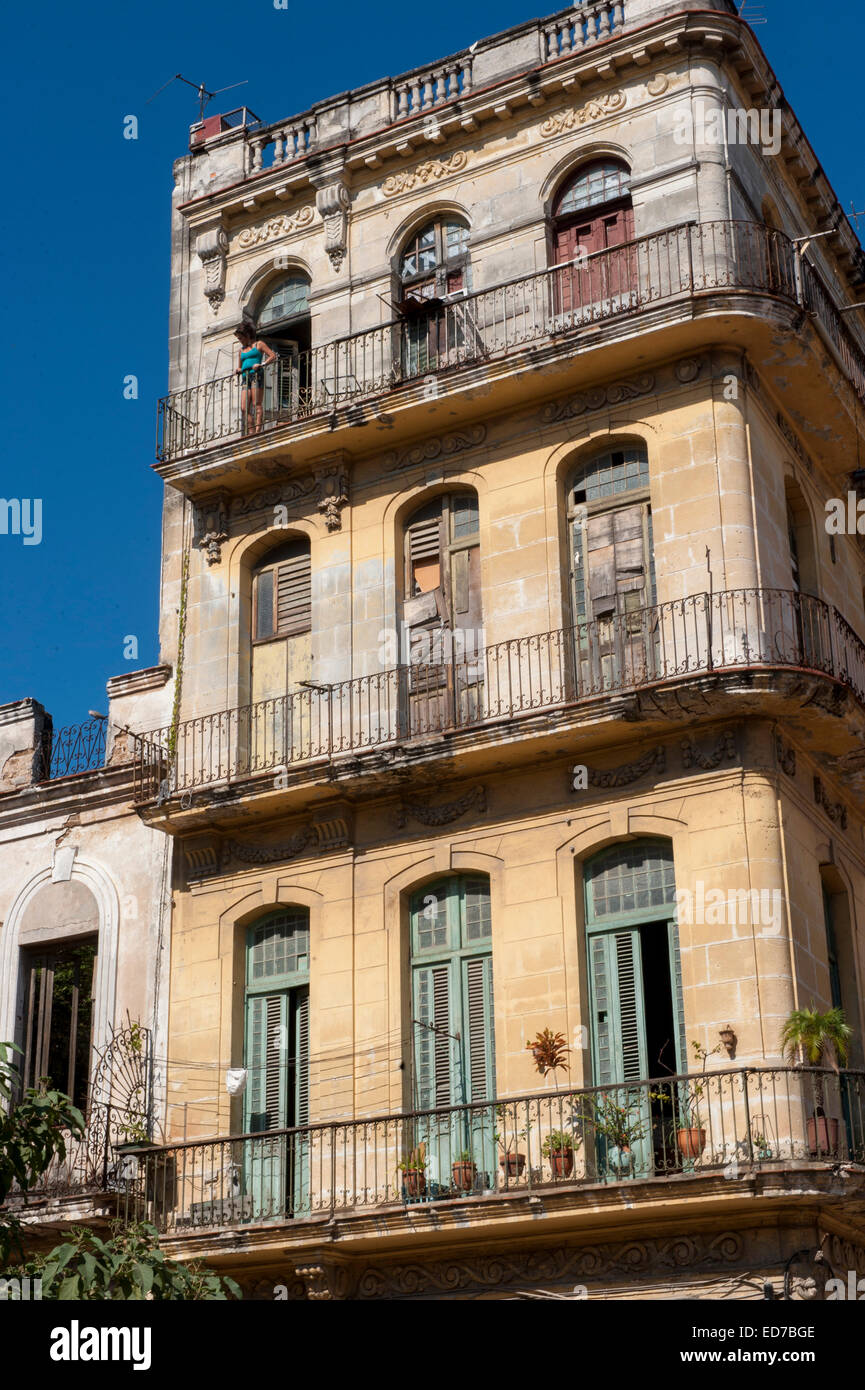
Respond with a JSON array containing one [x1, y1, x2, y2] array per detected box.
[[464, 955, 495, 1102], [590, 931, 647, 1085], [293, 988, 310, 1126], [414, 962, 452, 1109], [667, 920, 687, 1073], [247, 992, 289, 1132]]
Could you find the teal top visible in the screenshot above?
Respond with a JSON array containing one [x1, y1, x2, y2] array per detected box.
[[240, 346, 264, 375]]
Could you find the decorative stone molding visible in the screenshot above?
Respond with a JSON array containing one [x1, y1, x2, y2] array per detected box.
[[681, 731, 737, 771], [195, 492, 229, 565], [234, 205, 315, 250], [776, 411, 814, 475], [353, 1231, 745, 1300], [315, 463, 349, 532], [674, 358, 702, 384], [183, 836, 222, 880], [315, 181, 351, 271], [217, 803, 354, 871], [587, 746, 665, 789], [539, 90, 626, 138], [382, 150, 468, 197], [295, 1262, 353, 1301], [775, 735, 796, 779], [384, 424, 486, 471], [196, 225, 229, 312], [813, 776, 848, 830], [396, 783, 486, 828], [222, 827, 316, 867], [230, 474, 317, 517], [646, 74, 669, 98], [106, 666, 172, 699], [540, 374, 655, 424], [311, 801, 353, 851]]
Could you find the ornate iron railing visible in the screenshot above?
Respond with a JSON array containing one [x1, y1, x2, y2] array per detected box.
[[119, 1066, 865, 1234], [157, 219, 842, 463], [37, 718, 108, 781], [130, 587, 865, 804]]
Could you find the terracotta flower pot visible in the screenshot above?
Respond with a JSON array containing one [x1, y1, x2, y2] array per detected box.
[[499, 1152, 527, 1177], [402, 1167, 426, 1198], [677, 1126, 706, 1159], [549, 1148, 574, 1177], [808, 1115, 839, 1157], [452, 1161, 476, 1191]]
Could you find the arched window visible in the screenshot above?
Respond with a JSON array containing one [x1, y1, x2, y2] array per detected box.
[[244, 908, 310, 1216], [567, 445, 655, 690], [257, 276, 309, 329], [401, 492, 482, 734], [253, 539, 312, 642], [784, 478, 817, 597], [409, 876, 495, 1189], [552, 159, 635, 319], [583, 840, 684, 1178], [253, 273, 312, 415], [820, 870, 860, 1052], [250, 539, 312, 759], [398, 217, 471, 376]]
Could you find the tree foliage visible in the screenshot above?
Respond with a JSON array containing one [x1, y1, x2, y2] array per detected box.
[[22, 1221, 241, 1301]]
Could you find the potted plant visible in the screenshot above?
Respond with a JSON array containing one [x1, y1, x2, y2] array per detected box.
[[397, 1142, 427, 1199], [452, 1149, 476, 1191], [780, 1005, 852, 1156], [676, 1040, 720, 1158], [541, 1129, 577, 1177], [592, 1094, 644, 1175], [494, 1104, 529, 1178], [752, 1129, 773, 1162], [525, 1028, 570, 1087]]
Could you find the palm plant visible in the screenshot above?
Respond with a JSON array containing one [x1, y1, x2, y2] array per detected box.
[[525, 1029, 570, 1087], [780, 1006, 852, 1113]]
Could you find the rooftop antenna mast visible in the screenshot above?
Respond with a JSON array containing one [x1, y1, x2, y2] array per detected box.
[[736, 1, 767, 22], [147, 73, 249, 122]]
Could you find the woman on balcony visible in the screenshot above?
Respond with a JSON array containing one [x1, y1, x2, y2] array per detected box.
[[234, 323, 276, 436]]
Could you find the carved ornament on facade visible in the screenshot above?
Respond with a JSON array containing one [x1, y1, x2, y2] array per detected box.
[[384, 424, 487, 471], [540, 374, 655, 425], [646, 74, 670, 98], [222, 828, 315, 867], [813, 776, 848, 830], [315, 181, 351, 271], [230, 474, 317, 517], [674, 358, 702, 384], [775, 735, 796, 779], [196, 225, 229, 313], [316, 465, 350, 532], [587, 746, 665, 789], [382, 150, 468, 197], [396, 783, 486, 828], [539, 90, 626, 139], [195, 492, 229, 565], [776, 411, 813, 475], [234, 205, 315, 249], [681, 731, 737, 771]]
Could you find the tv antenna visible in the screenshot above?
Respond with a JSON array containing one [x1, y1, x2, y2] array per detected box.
[[147, 74, 249, 123], [736, 1, 767, 22], [849, 201, 865, 234]]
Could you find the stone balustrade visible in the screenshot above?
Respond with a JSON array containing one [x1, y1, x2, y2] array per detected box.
[[542, 1, 626, 61], [393, 57, 473, 120]]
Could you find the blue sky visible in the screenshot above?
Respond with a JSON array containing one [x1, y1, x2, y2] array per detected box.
[[1, 0, 862, 732]]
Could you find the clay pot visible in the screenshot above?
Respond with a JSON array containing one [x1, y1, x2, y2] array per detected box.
[[402, 1167, 426, 1198], [549, 1148, 574, 1177], [452, 1161, 476, 1191], [499, 1152, 527, 1177], [677, 1127, 707, 1159], [807, 1115, 839, 1156]]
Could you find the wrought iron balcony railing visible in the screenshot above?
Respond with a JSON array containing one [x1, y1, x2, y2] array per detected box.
[[157, 220, 865, 464], [118, 1066, 865, 1234], [130, 587, 865, 805], [35, 717, 108, 782]]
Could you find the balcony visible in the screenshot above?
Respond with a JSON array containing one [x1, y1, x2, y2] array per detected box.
[[131, 588, 865, 814], [156, 221, 865, 481], [119, 1065, 865, 1237]]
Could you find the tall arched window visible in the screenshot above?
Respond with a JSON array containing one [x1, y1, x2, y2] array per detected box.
[[401, 492, 482, 734], [552, 159, 634, 318], [398, 217, 471, 375], [249, 538, 312, 766], [254, 273, 311, 415], [244, 908, 310, 1217], [583, 840, 684, 1178], [567, 445, 656, 691], [409, 876, 495, 1189]]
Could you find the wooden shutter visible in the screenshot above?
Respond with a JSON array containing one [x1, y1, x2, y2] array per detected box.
[[589, 931, 647, 1086], [293, 988, 310, 1127], [275, 549, 311, 636], [247, 993, 289, 1133], [465, 955, 495, 1102], [414, 963, 452, 1109], [667, 920, 687, 1073]]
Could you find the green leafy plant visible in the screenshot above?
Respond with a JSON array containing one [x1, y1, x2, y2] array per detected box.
[[676, 1038, 721, 1129], [780, 1005, 852, 1113], [541, 1129, 578, 1157], [591, 1094, 645, 1149], [526, 1029, 570, 1084], [396, 1141, 426, 1172], [493, 1104, 530, 1158], [14, 1221, 240, 1301], [454, 1149, 474, 1163]]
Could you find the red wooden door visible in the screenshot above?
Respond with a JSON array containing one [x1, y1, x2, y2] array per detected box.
[[554, 205, 635, 318]]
